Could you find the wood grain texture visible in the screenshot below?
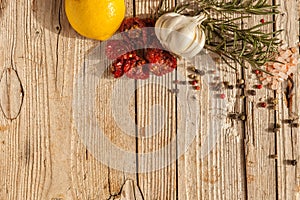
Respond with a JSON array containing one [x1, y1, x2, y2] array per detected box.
[[175, 1, 246, 199], [276, 0, 300, 200], [243, 2, 277, 199], [135, 1, 177, 199], [0, 0, 298, 199]]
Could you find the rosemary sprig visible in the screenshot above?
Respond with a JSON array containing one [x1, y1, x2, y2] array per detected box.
[[158, 0, 282, 71]]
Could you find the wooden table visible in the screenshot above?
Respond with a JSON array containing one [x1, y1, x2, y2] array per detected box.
[[0, 0, 299, 199]]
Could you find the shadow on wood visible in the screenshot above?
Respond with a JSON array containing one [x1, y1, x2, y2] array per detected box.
[[32, 0, 78, 38]]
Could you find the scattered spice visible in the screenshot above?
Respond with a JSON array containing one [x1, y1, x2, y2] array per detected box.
[[268, 98, 278, 105], [219, 93, 226, 99], [223, 81, 229, 87], [194, 86, 201, 90], [253, 69, 261, 75], [239, 95, 246, 99], [259, 102, 267, 108], [237, 79, 245, 84], [269, 154, 278, 159], [194, 76, 201, 81], [284, 119, 294, 124], [188, 66, 196, 72], [268, 105, 278, 110], [286, 160, 297, 166], [227, 85, 234, 89], [228, 113, 239, 119], [291, 123, 299, 128], [188, 74, 196, 79], [259, 46, 298, 90], [256, 84, 263, 89], [238, 114, 246, 121], [190, 80, 198, 85], [247, 90, 256, 96], [275, 123, 281, 128], [286, 75, 294, 114]]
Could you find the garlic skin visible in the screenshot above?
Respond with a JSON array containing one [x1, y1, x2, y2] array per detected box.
[[155, 12, 207, 59]]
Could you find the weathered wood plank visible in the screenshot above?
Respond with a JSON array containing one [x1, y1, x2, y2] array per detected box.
[[176, 55, 246, 200], [276, 0, 300, 199], [70, 0, 139, 199], [175, 1, 246, 198], [135, 0, 177, 199], [243, 2, 277, 198], [0, 0, 57, 199]]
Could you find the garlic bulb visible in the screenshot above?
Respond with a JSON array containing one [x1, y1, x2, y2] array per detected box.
[[155, 12, 207, 59]]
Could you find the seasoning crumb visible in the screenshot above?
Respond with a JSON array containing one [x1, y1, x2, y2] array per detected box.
[[228, 113, 239, 119], [238, 114, 246, 121], [188, 66, 196, 72], [219, 93, 226, 99], [291, 123, 299, 128], [237, 79, 245, 84], [286, 160, 297, 166], [259, 102, 267, 108], [188, 74, 196, 79], [194, 86, 201, 90], [227, 85, 234, 89], [269, 154, 278, 159], [247, 90, 256, 96]]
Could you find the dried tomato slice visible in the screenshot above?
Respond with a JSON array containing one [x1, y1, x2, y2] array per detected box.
[[146, 49, 177, 76], [119, 17, 146, 32], [142, 18, 163, 48], [111, 51, 138, 78], [111, 51, 150, 79], [125, 56, 149, 80], [105, 40, 132, 60], [119, 17, 146, 48], [110, 17, 175, 79]]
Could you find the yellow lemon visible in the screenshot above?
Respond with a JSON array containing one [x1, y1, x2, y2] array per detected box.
[[65, 0, 125, 40]]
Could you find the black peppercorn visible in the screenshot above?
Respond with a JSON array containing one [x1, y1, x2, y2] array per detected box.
[[227, 85, 234, 89], [247, 90, 256, 96], [286, 160, 297, 166], [275, 123, 281, 128], [223, 81, 229, 86], [228, 113, 239, 119], [291, 123, 299, 128]]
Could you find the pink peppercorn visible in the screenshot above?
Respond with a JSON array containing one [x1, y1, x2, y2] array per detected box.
[[254, 70, 261, 75], [260, 102, 267, 108], [191, 80, 198, 85], [220, 94, 226, 99], [256, 84, 263, 89]]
